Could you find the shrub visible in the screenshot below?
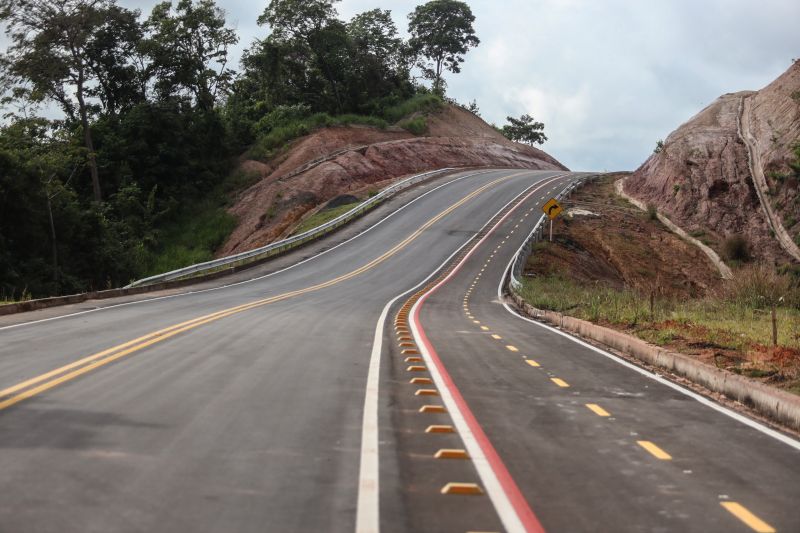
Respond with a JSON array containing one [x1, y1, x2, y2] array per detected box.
[[653, 139, 664, 154], [722, 235, 750, 262], [399, 116, 428, 135], [646, 203, 658, 220], [723, 263, 795, 310], [383, 94, 443, 123]]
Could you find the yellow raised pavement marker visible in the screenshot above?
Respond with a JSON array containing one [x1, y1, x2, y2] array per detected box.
[[419, 405, 447, 413], [550, 378, 569, 388], [410, 377, 432, 384], [426, 425, 454, 433], [637, 441, 672, 460], [525, 359, 540, 367], [434, 449, 469, 459], [441, 482, 483, 495], [415, 389, 439, 396], [720, 502, 775, 533], [586, 404, 610, 417]]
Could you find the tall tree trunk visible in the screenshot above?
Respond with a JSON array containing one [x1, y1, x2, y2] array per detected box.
[[46, 194, 59, 291], [434, 56, 443, 95], [76, 71, 102, 202]]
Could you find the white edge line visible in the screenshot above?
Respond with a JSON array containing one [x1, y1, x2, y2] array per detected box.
[[356, 171, 569, 533], [496, 212, 800, 453], [406, 174, 570, 533], [1, 169, 504, 332]]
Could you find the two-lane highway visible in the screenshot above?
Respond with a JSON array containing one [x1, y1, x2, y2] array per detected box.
[[400, 176, 800, 532], [0, 169, 576, 532], [3, 165, 796, 533]]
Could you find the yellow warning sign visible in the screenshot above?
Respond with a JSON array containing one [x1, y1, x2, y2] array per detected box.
[[542, 198, 562, 220]]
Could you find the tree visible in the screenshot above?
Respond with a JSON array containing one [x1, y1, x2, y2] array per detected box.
[[0, 0, 142, 201], [407, 0, 479, 95], [348, 9, 402, 70], [258, 0, 338, 40], [501, 114, 547, 146], [258, 0, 348, 113], [142, 0, 238, 111]]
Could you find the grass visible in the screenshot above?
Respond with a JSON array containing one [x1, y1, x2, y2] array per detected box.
[[248, 113, 388, 161], [290, 201, 362, 236], [143, 200, 237, 277], [398, 116, 428, 135], [247, 93, 445, 162], [140, 165, 260, 278], [518, 275, 800, 350], [382, 93, 444, 123]]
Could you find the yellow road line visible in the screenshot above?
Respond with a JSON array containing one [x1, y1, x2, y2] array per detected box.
[[637, 441, 672, 460], [525, 360, 540, 367], [505, 345, 519, 352], [480, 326, 489, 331], [0, 173, 522, 411], [550, 378, 569, 388], [720, 502, 775, 533], [585, 403, 610, 417], [491, 334, 502, 340]]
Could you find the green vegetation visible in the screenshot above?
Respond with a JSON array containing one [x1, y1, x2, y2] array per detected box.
[[646, 203, 658, 221], [500, 114, 548, 146], [399, 116, 428, 135], [519, 270, 800, 351], [407, 0, 479, 95], [654, 139, 665, 154], [291, 201, 362, 236], [0, 0, 493, 298]]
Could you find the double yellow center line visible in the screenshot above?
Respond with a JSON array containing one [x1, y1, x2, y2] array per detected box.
[[0, 172, 527, 411]]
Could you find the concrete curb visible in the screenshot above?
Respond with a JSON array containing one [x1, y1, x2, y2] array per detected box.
[[508, 291, 800, 433]]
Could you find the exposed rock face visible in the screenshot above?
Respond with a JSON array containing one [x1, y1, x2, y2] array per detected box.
[[624, 62, 800, 266], [219, 105, 566, 256]]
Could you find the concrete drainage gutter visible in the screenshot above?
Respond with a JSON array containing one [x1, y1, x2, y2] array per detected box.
[[508, 291, 800, 433]]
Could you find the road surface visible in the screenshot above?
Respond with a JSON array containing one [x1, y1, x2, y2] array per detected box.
[[0, 168, 797, 533]]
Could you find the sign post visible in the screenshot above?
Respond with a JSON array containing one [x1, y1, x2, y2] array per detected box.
[[542, 198, 563, 242]]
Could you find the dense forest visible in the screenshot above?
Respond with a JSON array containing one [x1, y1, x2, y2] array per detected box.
[[0, 0, 537, 300]]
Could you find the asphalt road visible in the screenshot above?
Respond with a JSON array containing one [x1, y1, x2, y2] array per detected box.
[[1, 168, 797, 533]]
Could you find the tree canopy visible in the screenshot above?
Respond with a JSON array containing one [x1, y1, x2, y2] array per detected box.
[[0, 0, 549, 300], [501, 114, 548, 146], [408, 0, 479, 95]]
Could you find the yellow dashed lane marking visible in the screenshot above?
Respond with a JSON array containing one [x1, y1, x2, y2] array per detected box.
[[505, 345, 519, 352], [491, 334, 502, 340], [525, 360, 540, 367], [550, 378, 569, 388], [480, 326, 489, 331], [585, 404, 610, 417], [720, 502, 775, 533], [637, 441, 672, 460]]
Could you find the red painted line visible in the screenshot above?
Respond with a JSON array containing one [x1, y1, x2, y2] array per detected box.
[[409, 176, 566, 533]]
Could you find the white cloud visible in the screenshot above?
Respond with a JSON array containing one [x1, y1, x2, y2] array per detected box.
[[4, 0, 799, 171]]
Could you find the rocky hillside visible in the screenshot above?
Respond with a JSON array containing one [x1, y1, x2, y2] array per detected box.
[[624, 61, 800, 267], [218, 105, 566, 256]]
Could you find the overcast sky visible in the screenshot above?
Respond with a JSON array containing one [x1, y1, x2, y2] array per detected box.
[[8, 0, 800, 171]]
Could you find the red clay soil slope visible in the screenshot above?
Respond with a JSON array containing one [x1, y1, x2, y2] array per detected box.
[[624, 61, 800, 266], [218, 105, 567, 256]]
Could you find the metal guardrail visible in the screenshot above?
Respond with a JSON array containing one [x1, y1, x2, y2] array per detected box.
[[126, 168, 456, 288], [508, 174, 600, 291]]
